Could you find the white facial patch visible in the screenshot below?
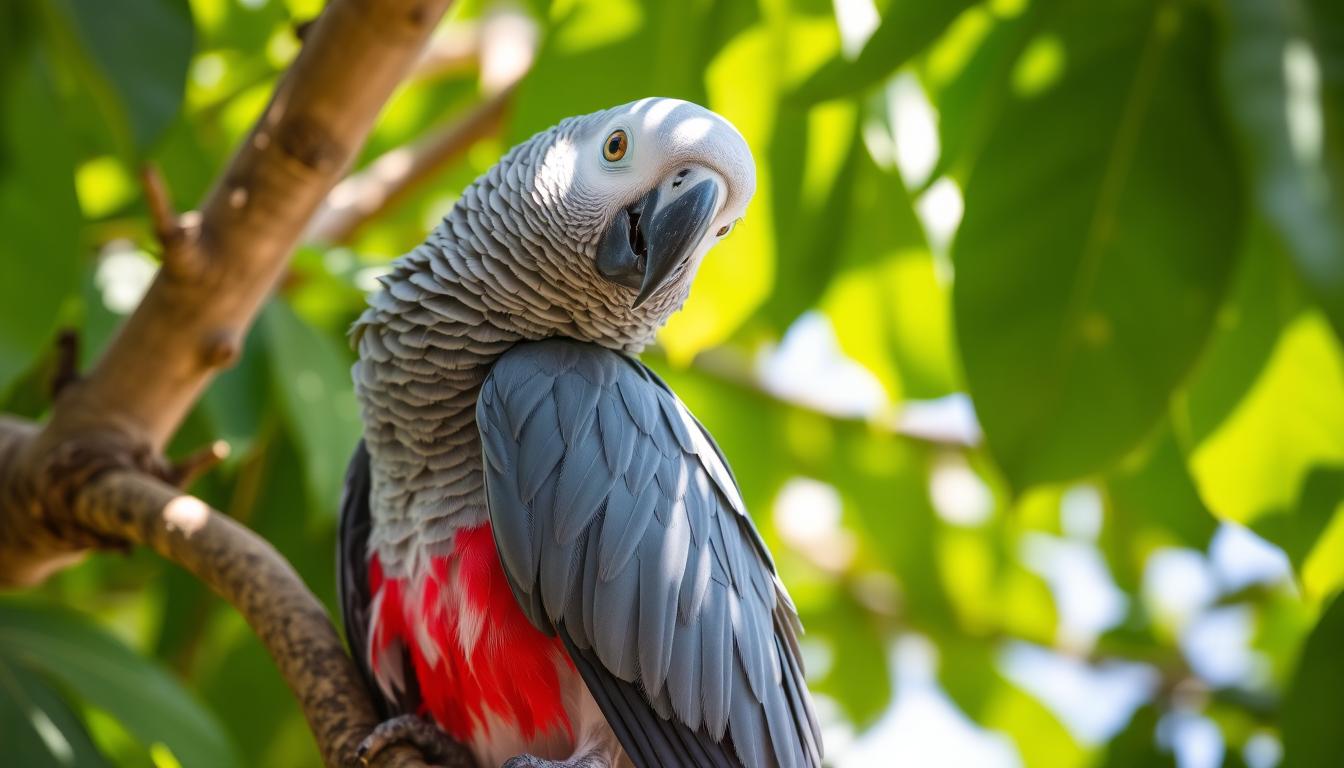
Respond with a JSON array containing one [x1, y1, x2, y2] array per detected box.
[[671, 115, 714, 146], [538, 134, 580, 204]]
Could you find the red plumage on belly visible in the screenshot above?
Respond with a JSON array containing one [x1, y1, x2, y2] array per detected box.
[[367, 524, 573, 745]]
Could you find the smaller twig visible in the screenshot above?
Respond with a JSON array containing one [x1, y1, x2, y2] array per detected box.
[[408, 8, 537, 87], [294, 18, 317, 42], [140, 164, 179, 245], [50, 330, 81, 399], [410, 23, 479, 81], [139, 165, 201, 278], [306, 87, 515, 244], [165, 440, 231, 489], [306, 8, 536, 246], [670, 345, 980, 449]]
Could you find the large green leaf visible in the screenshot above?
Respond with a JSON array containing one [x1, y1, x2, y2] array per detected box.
[[50, 0, 194, 153], [953, 0, 1242, 488], [0, 599, 242, 768], [1282, 592, 1344, 767], [0, 658, 110, 768], [1223, 0, 1344, 346], [260, 300, 363, 520], [0, 47, 82, 395], [790, 0, 979, 105]]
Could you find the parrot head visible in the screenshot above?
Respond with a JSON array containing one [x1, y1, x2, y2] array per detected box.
[[517, 97, 756, 339]]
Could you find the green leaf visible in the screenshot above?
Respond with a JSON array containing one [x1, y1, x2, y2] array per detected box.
[[511, 0, 722, 142], [51, 0, 194, 153], [0, 47, 82, 395], [1098, 705, 1175, 768], [922, 2, 1050, 185], [1222, 0, 1344, 346], [838, 430, 952, 625], [0, 599, 242, 768], [1251, 466, 1344, 573], [261, 300, 363, 519], [1176, 220, 1302, 446], [1188, 312, 1344, 524], [805, 591, 891, 726], [953, 0, 1242, 488], [985, 678, 1086, 768], [1104, 421, 1217, 590], [789, 0, 979, 106], [0, 658, 110, 768], [821, 141, 956, 400], [758, 100, 864, 331], [1282, 592, 1344, 767], [199, 323, 270, 460]]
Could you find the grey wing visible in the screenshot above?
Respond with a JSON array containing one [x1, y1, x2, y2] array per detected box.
[[477, 338, 822, 768], [338, 440, 419, 719]]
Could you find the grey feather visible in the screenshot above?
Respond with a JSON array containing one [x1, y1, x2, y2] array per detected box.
[[554, 422, 613, 541], [338, 441, 420, 719], [477, 338, 819, 768], [667, 623, 703, 730], [598, 479, 658, 581], [727, 663, 769, 768]]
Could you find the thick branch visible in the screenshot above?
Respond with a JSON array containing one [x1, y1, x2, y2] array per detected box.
[[41, 0, 455, 454], [72, 460, 430, 768]]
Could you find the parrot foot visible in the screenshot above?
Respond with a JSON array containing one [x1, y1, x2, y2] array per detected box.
[[356, 714, 469, 767]]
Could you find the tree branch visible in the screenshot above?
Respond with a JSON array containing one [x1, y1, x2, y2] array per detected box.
[[307, 86, 515, 245], [651, 345, 981, 449], [0, 0, 464, 765], [66, 452, 434, 768]]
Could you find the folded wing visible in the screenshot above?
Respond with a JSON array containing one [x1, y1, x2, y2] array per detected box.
[[477, 338, 821, 768]]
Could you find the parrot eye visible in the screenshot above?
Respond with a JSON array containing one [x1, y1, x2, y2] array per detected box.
[[603, 130, 629, 162]]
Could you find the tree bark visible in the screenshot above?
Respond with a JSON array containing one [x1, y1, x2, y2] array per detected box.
[[0, 0, 460, 765]]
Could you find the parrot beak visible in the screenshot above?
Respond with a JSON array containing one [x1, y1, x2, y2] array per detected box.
[[596, 171, 723, 308]]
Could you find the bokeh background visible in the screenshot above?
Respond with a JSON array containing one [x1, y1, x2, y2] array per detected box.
[[3, 0, 1343, 766]]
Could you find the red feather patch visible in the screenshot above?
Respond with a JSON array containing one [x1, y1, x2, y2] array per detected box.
[[368, 524, 573, 744]]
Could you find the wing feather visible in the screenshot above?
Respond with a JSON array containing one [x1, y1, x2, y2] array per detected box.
[[478, 338, 820, 768]]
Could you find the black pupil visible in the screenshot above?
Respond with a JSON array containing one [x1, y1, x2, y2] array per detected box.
[[608, 135, 622, 155]]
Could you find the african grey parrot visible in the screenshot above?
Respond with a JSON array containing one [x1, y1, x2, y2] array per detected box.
[[339, 97, 822, 768]]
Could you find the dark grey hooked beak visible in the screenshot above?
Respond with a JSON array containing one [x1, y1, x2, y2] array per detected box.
[[596, 177, 721, 308]]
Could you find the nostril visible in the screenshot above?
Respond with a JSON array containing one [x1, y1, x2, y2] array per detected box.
[[627, 208, 646, 258], [677, 169, 690, 177]]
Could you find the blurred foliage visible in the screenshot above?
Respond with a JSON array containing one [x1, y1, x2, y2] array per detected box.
[[1, 0, 1343, 766]]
